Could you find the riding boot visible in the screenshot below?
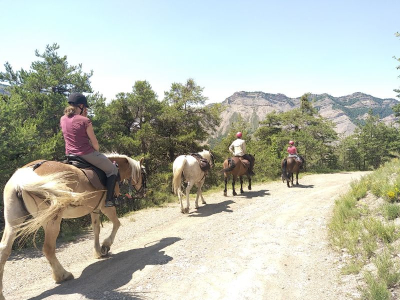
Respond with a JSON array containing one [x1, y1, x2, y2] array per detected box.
[[104, 174, 118, 207]]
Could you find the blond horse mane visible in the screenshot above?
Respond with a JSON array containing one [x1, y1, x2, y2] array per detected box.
[[105, 153, 142, 182]]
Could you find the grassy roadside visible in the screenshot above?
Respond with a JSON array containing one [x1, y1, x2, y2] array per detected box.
[[328, 159, 400, 300]]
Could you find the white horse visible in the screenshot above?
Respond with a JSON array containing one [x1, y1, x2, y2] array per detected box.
[[172, 150, 214, 214]]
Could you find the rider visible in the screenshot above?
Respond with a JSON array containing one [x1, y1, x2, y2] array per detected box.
[[60, 92, 119, 207], [287, 140, 298, 158], [287, 140, 303, 165], [229, 132, 255, 175]]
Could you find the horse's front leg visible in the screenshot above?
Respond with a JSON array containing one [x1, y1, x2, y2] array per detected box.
[[224, 175, 228, 196], [90, 212, 103, 258], [295, 172, 299, 185], [232, 175, 237, 196], [43, 215, 74, 283], [99, 206, 121, 255], [239, 176, 244, 194]]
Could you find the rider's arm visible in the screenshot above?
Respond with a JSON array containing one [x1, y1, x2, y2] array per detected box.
[[86, 123, 100, 151], [229, 143, 234, 154]]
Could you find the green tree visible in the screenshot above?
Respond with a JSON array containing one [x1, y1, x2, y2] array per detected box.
[[160, 78, 222, 162], [0, 44, 93, 198]]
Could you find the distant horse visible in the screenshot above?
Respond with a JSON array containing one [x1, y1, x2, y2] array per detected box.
[[0, 153, 146, 300], [281, 156, 303, 187], [172, 150, 214, 214], [222, 155, 255, 196]]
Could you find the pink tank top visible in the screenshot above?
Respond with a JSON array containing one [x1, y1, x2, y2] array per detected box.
[[60, 115, 95, 155], [287, 146, 297, 155]]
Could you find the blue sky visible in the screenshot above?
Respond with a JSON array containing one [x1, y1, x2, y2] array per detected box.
[[1, 0, 399, 103]]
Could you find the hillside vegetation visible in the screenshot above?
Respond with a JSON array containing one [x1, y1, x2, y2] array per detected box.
[[329, 159, 400, 299]]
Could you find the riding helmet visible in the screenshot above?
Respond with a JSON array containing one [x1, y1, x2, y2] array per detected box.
[[236, 132, 242, 138], [68, 93, 89, 108], [289, 140, 294, 145]]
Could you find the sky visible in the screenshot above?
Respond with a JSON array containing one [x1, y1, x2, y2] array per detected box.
[[1, 0, 399, 103]]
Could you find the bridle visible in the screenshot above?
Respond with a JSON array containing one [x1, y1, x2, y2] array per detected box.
[[127, 166, 147, 196]]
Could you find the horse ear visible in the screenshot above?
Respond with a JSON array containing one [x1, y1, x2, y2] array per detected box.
[[139, 157, 144, 165]]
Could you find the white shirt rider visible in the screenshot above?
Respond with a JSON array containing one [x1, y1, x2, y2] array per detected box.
[[229, 138, 246, 156]]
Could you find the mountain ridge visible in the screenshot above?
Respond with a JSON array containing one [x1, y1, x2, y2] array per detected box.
[[216, 91, 399, 137]]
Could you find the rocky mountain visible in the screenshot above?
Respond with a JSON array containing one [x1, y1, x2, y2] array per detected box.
[[215, 91, 399, 138], [0, 83, 10, 95]]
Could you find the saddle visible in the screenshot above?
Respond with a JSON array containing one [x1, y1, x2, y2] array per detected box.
[[190, 153, 211, 172], [230, 156, 250, 169], [64, 155, 107, 190]]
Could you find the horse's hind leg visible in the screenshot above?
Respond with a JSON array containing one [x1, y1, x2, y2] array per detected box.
[[0, 185, 28, 299], [195, 182, 206, 209], [295, 172, 299, 185], [223, 175, 228, 196], [248, 175, 252, 190], [43, 215, 74, 283], [99, 206, 121, 255], [239, 176, 244, 194], [232, 176, 237, 196], [90, 212, 103, 258], [183, 182, 192, 214]]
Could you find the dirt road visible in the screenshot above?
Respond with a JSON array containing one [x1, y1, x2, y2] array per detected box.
[[2, 172, 369, 300]]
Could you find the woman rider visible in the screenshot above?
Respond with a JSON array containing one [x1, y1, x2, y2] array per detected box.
[[60, 93, 119, 207]]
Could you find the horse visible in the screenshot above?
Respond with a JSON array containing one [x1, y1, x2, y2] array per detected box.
[[281, 156, 303, 187], [172, 150, 214, 214], [0, 153, 146, 300], [222, 154, 255, 196]]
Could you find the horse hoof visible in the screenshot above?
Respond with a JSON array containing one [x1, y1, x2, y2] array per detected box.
[[248, 186, 251, 190], [233, 192, 237, 196], [101, 245, 110, 256], [55, 272, 74, 283]]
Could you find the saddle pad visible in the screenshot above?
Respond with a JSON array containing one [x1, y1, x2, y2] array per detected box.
[[81, 169, 106, 190]]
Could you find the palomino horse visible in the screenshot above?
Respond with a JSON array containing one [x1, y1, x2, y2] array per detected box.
[[172, 150, 214, 214], [281, 156, 303, 187], [0, 153, 146, 300], [222, 155, 255, 196]]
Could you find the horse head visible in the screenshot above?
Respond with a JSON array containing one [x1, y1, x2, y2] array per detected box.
[[106, 154, 147, 198], [199, 149, 215, 168]]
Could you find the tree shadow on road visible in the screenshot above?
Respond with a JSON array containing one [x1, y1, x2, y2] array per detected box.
[[188, 200, 235, 217], [27, 237, 181, 300]]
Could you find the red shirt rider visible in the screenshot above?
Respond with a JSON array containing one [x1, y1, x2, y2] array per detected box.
[[287, 140, 298, 156]]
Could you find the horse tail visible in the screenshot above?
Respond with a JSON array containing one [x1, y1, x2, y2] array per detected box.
[[281, 158, 288, 179], [172, 157, 186, 195], [10, 168, 92, 239], [221, 158, 236, 173]]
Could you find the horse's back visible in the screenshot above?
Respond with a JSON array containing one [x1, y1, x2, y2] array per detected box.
[[286, 157, 301, 173]]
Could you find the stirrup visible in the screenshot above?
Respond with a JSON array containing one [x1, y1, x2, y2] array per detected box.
[[105, 200, 115, 207]]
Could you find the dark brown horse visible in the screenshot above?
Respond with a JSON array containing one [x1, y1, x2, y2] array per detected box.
[[222, 155, 255, 196], [281, 156, 303, 187]]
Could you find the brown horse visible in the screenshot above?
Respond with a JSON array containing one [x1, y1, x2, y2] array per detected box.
[[222, 155, 255, 196], [281, 156, 303, 187], [0, 153, 146, 300]]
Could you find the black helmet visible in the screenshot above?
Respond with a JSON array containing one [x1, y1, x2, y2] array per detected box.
[[68, 93, 89, 108]]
